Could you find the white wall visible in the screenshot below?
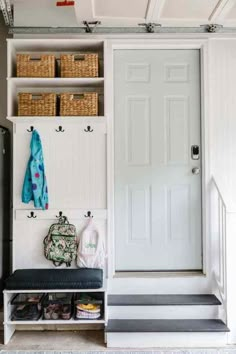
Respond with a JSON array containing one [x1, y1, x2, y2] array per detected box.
[[209, 39, 236, 344], [209, 39, 236, 210]]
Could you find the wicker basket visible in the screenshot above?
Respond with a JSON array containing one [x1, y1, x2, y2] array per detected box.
[[16, 54, 55, 78], [60, 93, 98, 116], [60, 54, 99, 78], [18, 93, 57, 116]]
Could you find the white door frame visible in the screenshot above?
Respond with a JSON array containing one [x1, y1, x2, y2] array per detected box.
[[105, 38, 210, 280]]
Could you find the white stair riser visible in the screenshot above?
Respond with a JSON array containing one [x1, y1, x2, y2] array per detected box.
[[109, 276, 209, 295], [108, 305, 219, 319], [106, 332, 228, 348]]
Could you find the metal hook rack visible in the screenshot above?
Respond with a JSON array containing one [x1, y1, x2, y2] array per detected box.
[[27, 211, 37, 218], [27, 126, 34, 132], [84, 126, 93, 133], [55, 126, 65, 132], [84, 211, 93, 218]]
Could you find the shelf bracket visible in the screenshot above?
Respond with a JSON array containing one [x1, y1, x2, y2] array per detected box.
[[138, 23, 161, 33], [83, 21, 101, 33]]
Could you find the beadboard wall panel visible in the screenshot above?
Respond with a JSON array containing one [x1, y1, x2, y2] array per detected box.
[[13, 216, 107, 270], [13, 123, 107, 210]]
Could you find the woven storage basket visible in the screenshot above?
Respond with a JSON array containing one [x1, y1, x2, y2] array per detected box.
[[17, 54, 55, 78], [60, 54, 98, 78], [18, 93, 56, 116], [60, 93, 98, 116]]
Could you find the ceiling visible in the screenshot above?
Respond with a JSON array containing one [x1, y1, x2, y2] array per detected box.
[[10, 0, 236, 27]]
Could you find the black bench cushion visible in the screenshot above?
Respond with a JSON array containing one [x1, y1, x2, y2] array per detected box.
[[5, 268, 103, 290]]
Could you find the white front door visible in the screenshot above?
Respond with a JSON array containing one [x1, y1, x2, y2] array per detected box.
[[114, 49, 202, 271]]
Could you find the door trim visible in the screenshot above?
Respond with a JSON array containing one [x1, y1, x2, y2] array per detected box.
[[105, 38, 210, 279]]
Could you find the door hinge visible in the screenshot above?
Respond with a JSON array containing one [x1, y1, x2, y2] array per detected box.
[[83, 21, 101, 33], [138, 22, 161, 33]]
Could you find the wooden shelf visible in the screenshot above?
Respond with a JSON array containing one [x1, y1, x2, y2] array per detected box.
[[3, 286, 107, 293], [7, 116, 106, 123], [5, 318, 105, 325], [7, 77, 104, 88]]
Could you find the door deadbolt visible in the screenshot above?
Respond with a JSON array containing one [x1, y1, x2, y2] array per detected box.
[[191, 145, 200, 160]]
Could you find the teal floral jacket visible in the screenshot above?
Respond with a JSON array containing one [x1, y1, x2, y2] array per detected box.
[[22, 130, 49, 210]]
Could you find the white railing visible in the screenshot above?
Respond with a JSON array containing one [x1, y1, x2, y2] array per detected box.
[[210, 177, 227, 323]]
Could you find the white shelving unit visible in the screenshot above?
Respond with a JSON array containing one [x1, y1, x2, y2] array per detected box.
[[4, 288, 107, 344], [5, 38, 108, 344]]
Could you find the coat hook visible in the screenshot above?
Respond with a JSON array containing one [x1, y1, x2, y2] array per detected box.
[[27, 211, 37, 219], [84, 211, 93, 218], [55, 126, 65, 132], [84, 126, 93, 133], [56, 211, 63, 218], [27, 126, 34, 132]]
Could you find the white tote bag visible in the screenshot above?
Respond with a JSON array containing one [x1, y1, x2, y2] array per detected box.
[[77, 218, 105, 269]]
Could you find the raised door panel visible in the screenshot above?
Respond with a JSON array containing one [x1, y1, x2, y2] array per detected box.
[[165, 96, 189, 165]]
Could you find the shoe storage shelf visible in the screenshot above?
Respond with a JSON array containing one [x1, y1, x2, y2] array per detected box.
[[4, 288, 107, 344]]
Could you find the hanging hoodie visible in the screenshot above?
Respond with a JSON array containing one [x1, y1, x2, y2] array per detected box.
[[22, 130, 49, 210]]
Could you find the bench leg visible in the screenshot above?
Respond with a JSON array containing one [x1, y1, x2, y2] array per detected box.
[[4, 292, 15, 344], [4, 324, 15, 345]]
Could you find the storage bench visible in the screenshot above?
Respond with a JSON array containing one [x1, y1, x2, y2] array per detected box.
[[5, 268, 103, 290], [4, 268, 106, 344]]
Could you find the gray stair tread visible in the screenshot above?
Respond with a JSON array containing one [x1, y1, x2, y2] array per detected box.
[[106, 319, 229, 333], [108, 294, 221, 306]]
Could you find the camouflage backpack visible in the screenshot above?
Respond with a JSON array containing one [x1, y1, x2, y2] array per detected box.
[[44, 216, 77, 267]]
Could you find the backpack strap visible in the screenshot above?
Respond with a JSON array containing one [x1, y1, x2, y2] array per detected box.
[[53, 260, 64, 267], [58, 215, 69, 225], [85, 219, 102, 257]]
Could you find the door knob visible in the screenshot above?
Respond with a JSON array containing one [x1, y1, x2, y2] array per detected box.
[[192, 167, 200, 175]]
